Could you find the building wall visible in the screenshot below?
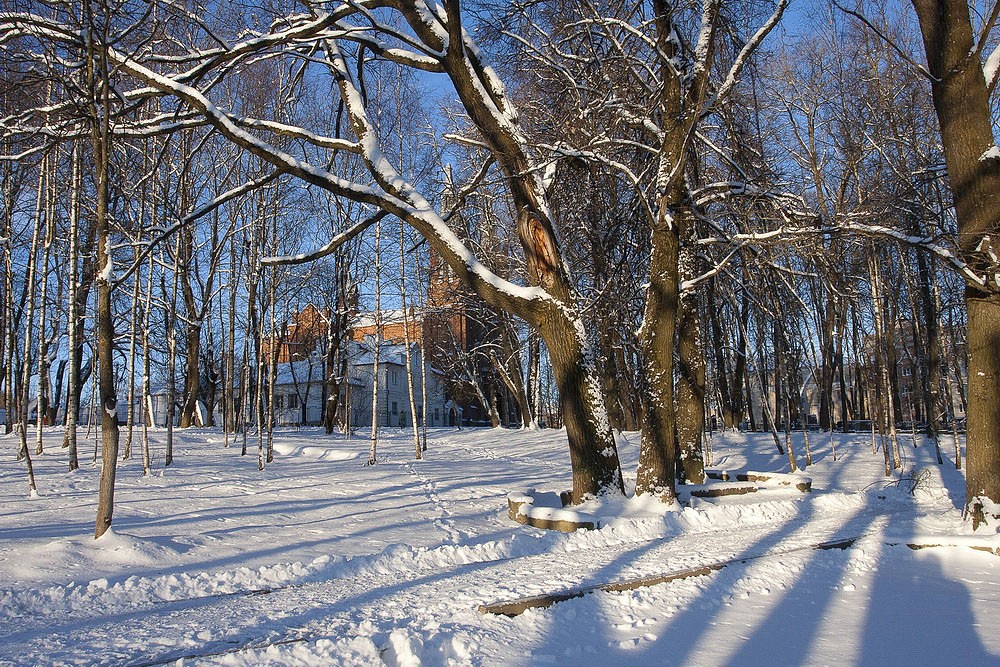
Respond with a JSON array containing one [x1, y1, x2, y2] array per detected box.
[[351, 317, 422, 345], [349, 349, 448, 429]]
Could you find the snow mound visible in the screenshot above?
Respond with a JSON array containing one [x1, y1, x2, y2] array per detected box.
[[271, 442, 360, 461]]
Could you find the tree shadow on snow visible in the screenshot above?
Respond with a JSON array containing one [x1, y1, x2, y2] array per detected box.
[[517, 491, 826, 666]]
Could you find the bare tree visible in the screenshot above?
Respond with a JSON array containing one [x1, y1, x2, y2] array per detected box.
[[86, 0, 121, 539]]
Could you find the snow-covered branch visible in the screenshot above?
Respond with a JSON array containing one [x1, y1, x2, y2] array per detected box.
[[709, 0, 788, 108], [833, 218, 990, 289], [263, 210, 387, 266]]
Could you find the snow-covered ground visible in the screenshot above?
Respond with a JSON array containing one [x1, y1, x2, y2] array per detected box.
[[1, 425, 998, 666]]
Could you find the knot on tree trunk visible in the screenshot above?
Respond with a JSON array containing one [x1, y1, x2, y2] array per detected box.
[[520, 209, 559, 290]]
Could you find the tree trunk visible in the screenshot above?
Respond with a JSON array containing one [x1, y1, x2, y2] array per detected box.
[[90, 13, 120, 538], [18, 153, 44, 462], [400, 225, 421, 458], [911, 0, 1000, 527], [141, 254, 154, 476], [61, 145, 84, 471], [1, 144, 13, 437], [676, 276, 706, 484], [836, 308, 850, 430], [818, 291, 838, 431], [123, 251, 141, 459], [733, 291, 749, 430], [179, 324, 202, 428], [636, 214, 680, 499], [225, 236, 239, 435], [368, 217, 382, 466], [35, 153, 55, 455], [164, 235, 181, 467], [527, 332, 541, 425], [708, 280, 734, 430], [917, 250, 941, 438], [499, 315, 534, 429], [540, 308, 624, 501]]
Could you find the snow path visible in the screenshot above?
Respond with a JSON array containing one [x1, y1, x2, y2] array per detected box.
[[398, 451, 464, 545]]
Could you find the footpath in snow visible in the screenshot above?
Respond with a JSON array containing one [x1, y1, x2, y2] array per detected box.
[[1, 426, 998, 666]]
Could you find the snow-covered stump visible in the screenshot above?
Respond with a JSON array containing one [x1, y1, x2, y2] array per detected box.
[[507, 490, 598, 532]]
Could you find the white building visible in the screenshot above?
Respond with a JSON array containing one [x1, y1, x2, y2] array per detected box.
[[139, 339, 448, 430]]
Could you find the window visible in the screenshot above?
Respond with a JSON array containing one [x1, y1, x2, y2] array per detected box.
[[288, 394, 298, 409], [275, 395, 284, 409], [391, 370, 399, 385], [392, 401, 398, 414], [902, 367, 913, 377], [434, 408, 439, 424]]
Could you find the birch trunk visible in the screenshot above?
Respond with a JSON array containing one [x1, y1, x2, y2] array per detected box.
[[18, 154, 44, 463], [368, 218, 382, 466], [61, 145, 83, 471]]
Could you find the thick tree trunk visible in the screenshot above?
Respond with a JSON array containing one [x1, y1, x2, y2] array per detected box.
[[94, 240, 119, 538], [636, 215, 680, 499], [179, 325, 201, 428], [540, 308, 624, 502], [912, 0, 1000, 525], [676, 277, 706, 484], [966, 292, 1000, 494]]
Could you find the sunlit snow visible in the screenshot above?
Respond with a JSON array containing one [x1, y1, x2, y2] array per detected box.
[[1, 426, 998, 666]]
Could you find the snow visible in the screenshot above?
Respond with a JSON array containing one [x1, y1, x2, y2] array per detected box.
[[97, 236, 113, 283], [981, 145, 1000, 161], [1, 427, 998, 665], [984, 45, 1000, 90]]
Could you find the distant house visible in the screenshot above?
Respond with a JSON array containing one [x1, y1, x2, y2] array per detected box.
[[142, 337, 448, 430], [262, 301, 523, 428], [132, 285, 521, 430], [346, 339, 449, 428]]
